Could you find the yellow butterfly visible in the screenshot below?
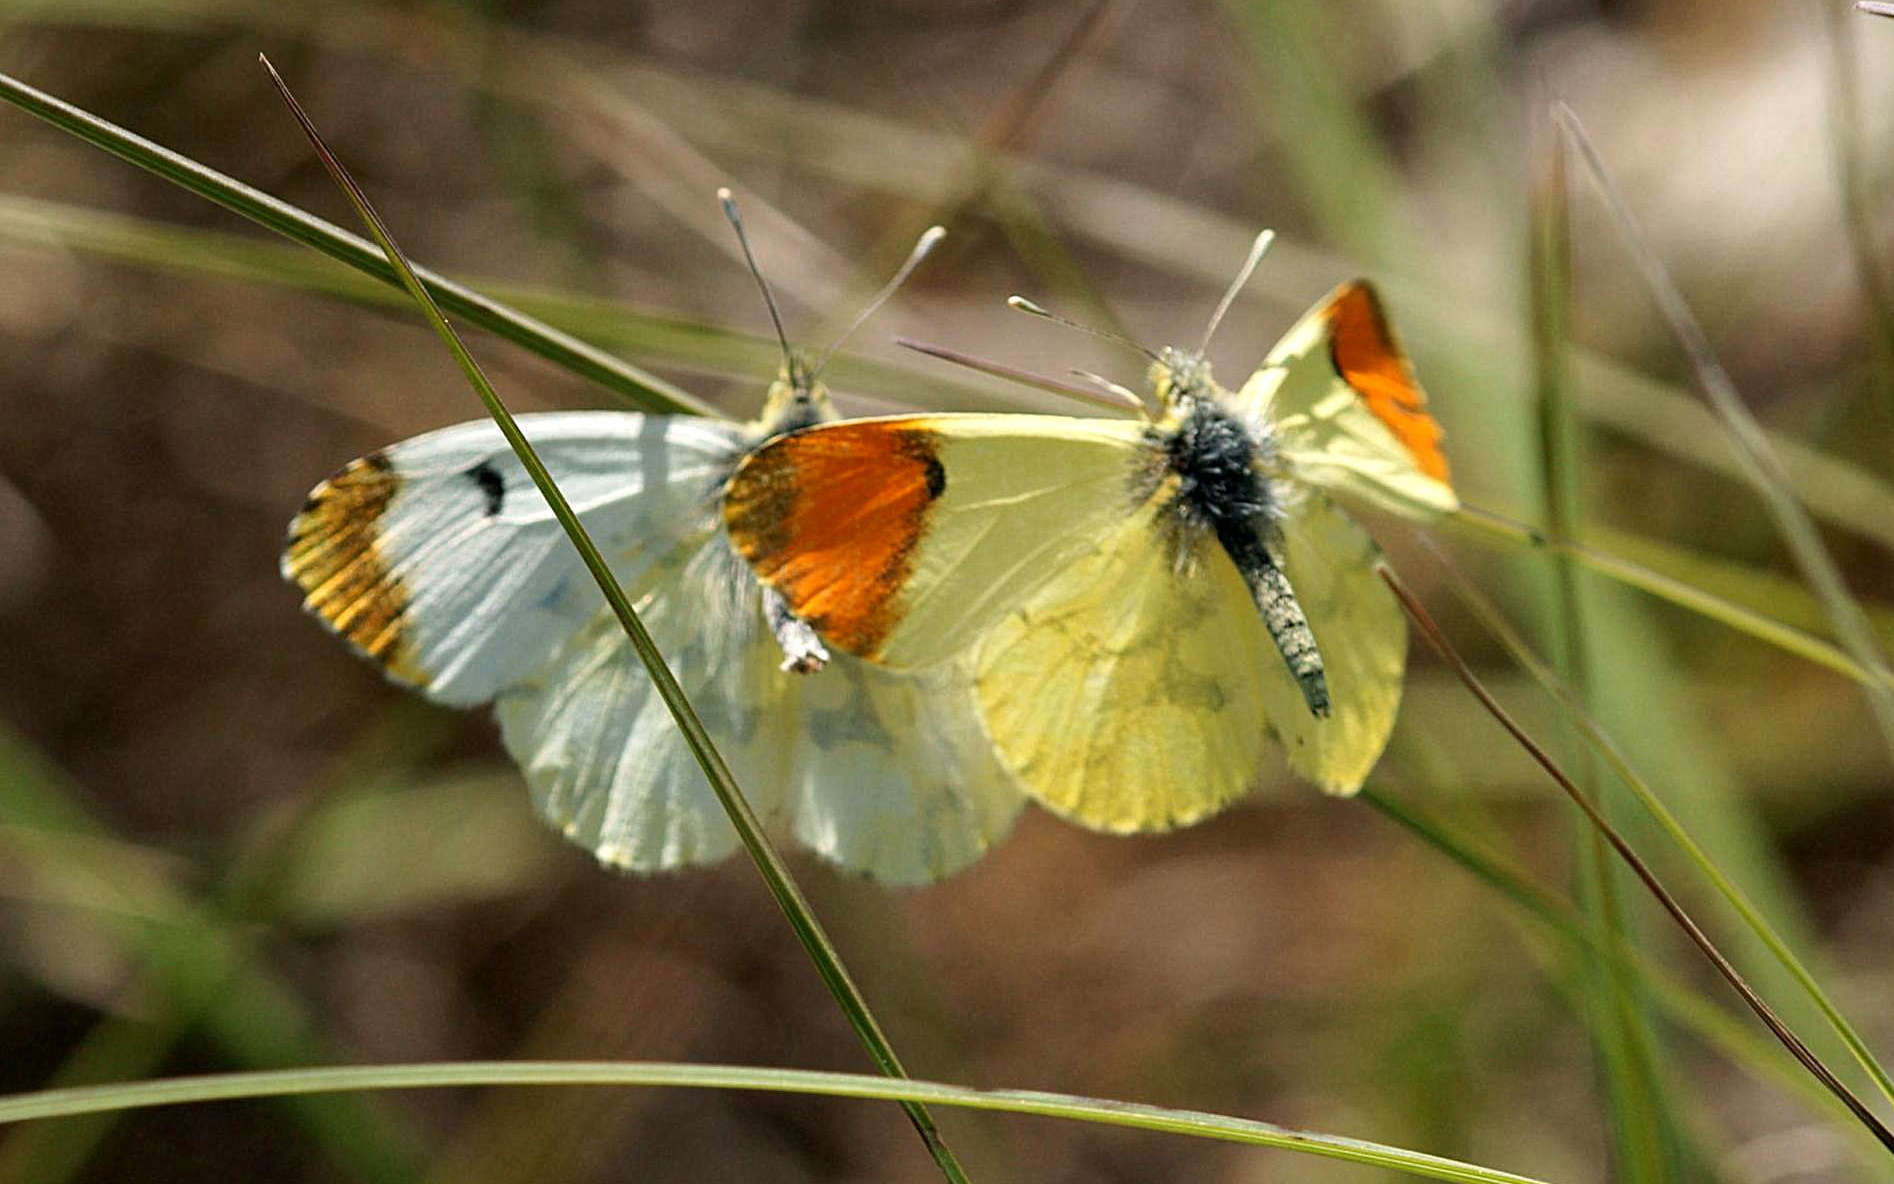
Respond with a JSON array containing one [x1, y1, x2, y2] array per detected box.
[[724, 234, 1458, 833], [283, 212, 1023, 884]]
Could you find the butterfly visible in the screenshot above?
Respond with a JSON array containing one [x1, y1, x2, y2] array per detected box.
[[724, 233, 1458, 833], [282, 214, 1023, 885]]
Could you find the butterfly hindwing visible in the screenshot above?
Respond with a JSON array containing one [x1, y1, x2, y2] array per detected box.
[[1259, 492, 1407, 794], [493, 535, 789, 873], [285, 412, 744, 706], [972, 496, 1274, 831], [495, 532, 1024, 883], [781, 655, 1025, 884]]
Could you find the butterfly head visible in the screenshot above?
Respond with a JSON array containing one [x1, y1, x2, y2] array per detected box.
[[756, 347, 837, 440], [1151, 346, 1217, 413]]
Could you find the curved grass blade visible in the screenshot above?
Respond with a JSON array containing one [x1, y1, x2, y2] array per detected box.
[[256, 57, 971, 1184], [0, 193, 1022, 414], [1448, 507, 1894, 692], [1361, 787, 1894, 1173], [1422, 540, 1894, 1112], [1381, 566, 1894, 1157], [0, 1061, 1548, 1184], [1554, 103, 1894, 757], [0, 68, 710, 418]]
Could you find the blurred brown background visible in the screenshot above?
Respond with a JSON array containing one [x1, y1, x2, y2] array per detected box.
[[2, 1, 1894, 1180]]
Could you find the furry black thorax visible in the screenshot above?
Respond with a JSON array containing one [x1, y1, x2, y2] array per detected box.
[[1158, 394, 1278, 576]]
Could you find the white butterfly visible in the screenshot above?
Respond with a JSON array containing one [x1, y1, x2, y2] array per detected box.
[[283, 221, 1023, 884]]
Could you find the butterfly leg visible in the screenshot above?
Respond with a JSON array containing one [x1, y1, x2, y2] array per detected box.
[[763, 586, 831, 674]]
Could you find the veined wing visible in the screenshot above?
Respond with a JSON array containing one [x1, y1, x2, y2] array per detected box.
[[283, 412, 743, 706], [1235, 281, 1457, 518], [1261, 492, 1408, 794], [724, 413, 1151, 670], [781, 655, 1023, 884], [496, 535, 1024, 882], [494, 535, 786, 873], [972, 496, 1275, 831], [973, 489, 1408, 827]]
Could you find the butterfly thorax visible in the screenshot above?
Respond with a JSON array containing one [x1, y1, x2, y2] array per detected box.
[[1148, 353, 1331, 718]]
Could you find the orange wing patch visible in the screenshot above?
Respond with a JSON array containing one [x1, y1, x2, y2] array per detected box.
[[1326, 282, 1452, 484], [725, 422, 945, 659], [283, 453, 418, 678]]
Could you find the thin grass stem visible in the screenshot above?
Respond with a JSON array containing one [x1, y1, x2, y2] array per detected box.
[[258, 58, 970, 1184], [1379, 565, 1894, 1156], [0, 69, 708, 417], [0, 1061, 1549, 1184], [1553, 103, 1894, 758]]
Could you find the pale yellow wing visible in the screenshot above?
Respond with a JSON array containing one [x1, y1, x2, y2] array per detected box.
[[724, 414, 1151, 671], [1262, 492, 1408, 794], [972, 489, 1407, 827], [1234, 281, 1458, 519], [971, 497, 1274, 832]]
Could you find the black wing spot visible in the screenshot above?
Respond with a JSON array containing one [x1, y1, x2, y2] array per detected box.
[[465, 460, 506, 516], [922, 453, 947, 499]]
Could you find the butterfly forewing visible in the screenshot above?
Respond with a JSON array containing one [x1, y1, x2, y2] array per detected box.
[[285, 412, 744, 707], [1237, 281, 1457, 519], [726, 414, 1152, 670]]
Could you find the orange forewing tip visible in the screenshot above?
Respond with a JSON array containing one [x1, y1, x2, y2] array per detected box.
[[1325, 282, 1452, 485], [283, 453, 420, 678], [725, 420, 945, 658]]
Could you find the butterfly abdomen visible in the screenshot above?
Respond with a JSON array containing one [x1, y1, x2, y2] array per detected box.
[[1156, 397, 1330, 717]]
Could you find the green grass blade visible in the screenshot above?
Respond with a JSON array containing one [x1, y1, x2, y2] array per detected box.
[[0, 1061, 1548, 1184], [0, 68, 710, 417], [1448, 506, 1894, 688], [0, 192, 1021, 413], [0, 725, 426, 1184], [1431, 546, 1894, 1112], [1385, 568, 1894, 1155], [258, 58, 971, 1184], [1555, 103, 1894, 756], [1527, 108, 1684, 1180]]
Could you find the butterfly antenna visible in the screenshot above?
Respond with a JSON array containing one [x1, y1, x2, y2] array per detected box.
[[1070, 370, 1150, 416], [1006, 295, 1159, 363], [898, 337, 1146, 415], [1198, 228, 1275, 356], [719, 187, 795, 370], [812, 225, 946, 380]]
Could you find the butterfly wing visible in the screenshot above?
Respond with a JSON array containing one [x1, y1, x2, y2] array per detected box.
[[724, 413, 1150, 670], [781, 656, 1024, 884], [973, 489, 1406, 827], [1261, 492, 1407, 795], [284, 412, 744, 706], [493, 534, 790, 873], [971, 496, 1273, 830], [1238, 281, 1458, 518], [496, 534, 1023, 882]]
